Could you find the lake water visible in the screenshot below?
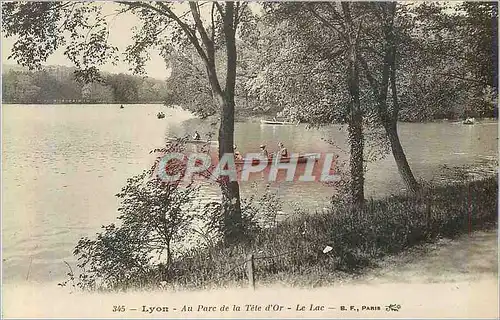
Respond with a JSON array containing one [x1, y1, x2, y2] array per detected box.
[[2, 104, 498, 284]]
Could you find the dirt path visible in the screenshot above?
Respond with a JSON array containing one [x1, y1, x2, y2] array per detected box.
[[358, 228, 498, 284], [3, 229, 498, 319]]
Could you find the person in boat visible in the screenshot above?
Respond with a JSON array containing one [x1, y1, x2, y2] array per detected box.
[[260, 144, 269, 158], [277, 142, 288, 158], [192, 130, 201, 140], [234, 145, 243, 160]]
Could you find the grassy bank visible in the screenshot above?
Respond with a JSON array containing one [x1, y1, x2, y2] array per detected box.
[[65, 176, 497, 292], [167, 177, 497, 290]]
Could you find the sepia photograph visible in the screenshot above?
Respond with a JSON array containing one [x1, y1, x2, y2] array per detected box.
[[1, 1, 498, 318]]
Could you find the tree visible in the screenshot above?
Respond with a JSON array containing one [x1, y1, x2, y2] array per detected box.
[[357, 2, 420, 193], [163, 46, 219, 118], [138, 78, 169, 103], [453, 2, 497, 91], [255, 2, 423, 197], [398, 2, 498, 121], [341, 2, 365, 207], [105, 73, 140, 103], [164, 34, 261, 120], [2, 71, 41, 103], [2, 1, 251, 243], [121, 2, 257, 242], [82, 82, 114, 103], [255, 2, 390, 207]]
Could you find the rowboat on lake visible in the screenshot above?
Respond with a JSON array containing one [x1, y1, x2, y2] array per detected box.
[[260, 119, 299, 125], [463, 117, 475, 125], [167, 137, 218, 145], [234, 153, 319, 166]]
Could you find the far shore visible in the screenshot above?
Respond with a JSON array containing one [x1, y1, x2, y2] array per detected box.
[[1, 101, 166, 105], [2, 103, 496, 124]]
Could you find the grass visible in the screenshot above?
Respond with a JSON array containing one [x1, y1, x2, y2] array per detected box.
[[166, 176, 498, 290]]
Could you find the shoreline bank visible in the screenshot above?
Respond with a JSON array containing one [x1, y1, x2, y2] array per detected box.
[[3, 229, 497, 318]]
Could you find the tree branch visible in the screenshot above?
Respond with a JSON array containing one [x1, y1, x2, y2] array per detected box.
[[210, 2, 216, 43], [434, 72, 491, 86], [117, 1, 208, 64], [189, 2, 214, 53], [306, 4, 347, 43]]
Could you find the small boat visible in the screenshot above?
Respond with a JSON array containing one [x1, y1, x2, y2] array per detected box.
[[234, 154, 318, 166], [167, 137, 217, 145], [463, 117, 475, 125], [260, 119, 299, 125], [120, 105, 124, 109], [157, 112, 166, 119]]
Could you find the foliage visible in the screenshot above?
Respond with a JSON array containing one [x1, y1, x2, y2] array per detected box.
[[58, 164, 302, 291], [163, 38, 263, 119], [171, 176, 498, 289], [397, 2, 498, 121], [247, 6, 352, 124], [2, 2, 118, 82], [58, 169, 198, 290], [163, 47, 217, 118], [242, 183, 283, 229], [250, 2, 497, 124], [1, 65, 168, 103]]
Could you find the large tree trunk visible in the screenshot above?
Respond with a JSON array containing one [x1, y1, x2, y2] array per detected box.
[[218, 2, 243, 244], [359, 2, 419, 195], [384, 122, 419, 193], [191, 1, 243, 244], [348, 99, 365, 209], [216, 92, 243, 244], [386, 64, 419, 193], [343, 2, 365, 209]]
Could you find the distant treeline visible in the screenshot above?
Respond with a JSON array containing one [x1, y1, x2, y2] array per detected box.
[[1, 65, 169, 104]]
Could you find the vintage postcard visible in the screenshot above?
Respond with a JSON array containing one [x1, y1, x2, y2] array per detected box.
[[1, 1, 498, 319]]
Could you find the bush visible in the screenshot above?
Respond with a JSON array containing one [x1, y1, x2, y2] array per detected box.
[[59, 170, 200, 290], [169, 176, 498, 288]]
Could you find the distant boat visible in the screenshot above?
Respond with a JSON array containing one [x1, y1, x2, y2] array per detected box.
[[463, 117, 475, 125], [157, 112, 166, 119], [260, 119, 299, 125], [120, 105, 124, 109]]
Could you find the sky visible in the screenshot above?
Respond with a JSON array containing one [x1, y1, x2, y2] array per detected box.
[[1, 3, 176, 80]]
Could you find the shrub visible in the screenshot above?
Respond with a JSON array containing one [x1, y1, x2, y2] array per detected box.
[[169, 176, 498, 288], [61, 171, 199, 290]]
